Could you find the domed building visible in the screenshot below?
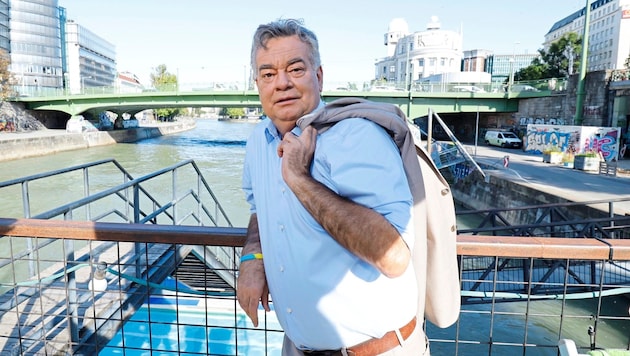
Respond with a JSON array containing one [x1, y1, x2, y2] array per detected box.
[[375, 17, 483, 89]]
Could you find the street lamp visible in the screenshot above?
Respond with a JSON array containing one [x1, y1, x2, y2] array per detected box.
[[508, 42, 520, 89], [81, 76, 92, 92], [508, 58, 515, 89], [404, 38, 412, 91]]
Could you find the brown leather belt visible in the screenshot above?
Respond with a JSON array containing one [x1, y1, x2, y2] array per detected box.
[[303, 316, 417, 356]]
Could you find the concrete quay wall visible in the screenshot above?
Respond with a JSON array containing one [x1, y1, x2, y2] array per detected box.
[[0, 119, 195, 162], [451, 171, 614, 228]]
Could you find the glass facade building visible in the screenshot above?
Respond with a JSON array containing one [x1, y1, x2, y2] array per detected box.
[[0, 0, 9, 53], [64, 20, 116, 94], [9, 0, 63, 96]]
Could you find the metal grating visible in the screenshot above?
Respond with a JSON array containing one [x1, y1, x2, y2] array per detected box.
[[172, 252, 234, 294]]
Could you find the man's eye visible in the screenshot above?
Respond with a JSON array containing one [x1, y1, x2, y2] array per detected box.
[[288, 67, 305, 76], [260, 72, 275, 80]]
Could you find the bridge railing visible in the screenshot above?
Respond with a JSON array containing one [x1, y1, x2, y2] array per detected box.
[[1, 219, 630, 355], [12, 77, 568, 99]]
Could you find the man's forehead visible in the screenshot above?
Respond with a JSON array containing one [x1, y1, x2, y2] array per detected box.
[[255, 37, 308, 67]]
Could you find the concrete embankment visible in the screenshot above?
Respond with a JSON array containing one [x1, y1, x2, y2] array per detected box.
[[450, 146, 630, 224], [0, 119, 196, 162]]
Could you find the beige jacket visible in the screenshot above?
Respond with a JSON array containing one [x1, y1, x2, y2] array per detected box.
[[297, 98, 460, 328]]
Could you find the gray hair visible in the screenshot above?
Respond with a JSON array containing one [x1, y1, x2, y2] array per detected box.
[[250, 18, 321, 77]]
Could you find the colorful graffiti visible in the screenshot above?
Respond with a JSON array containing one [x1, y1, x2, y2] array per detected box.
[[526, 126, 578, 154], [583, 129, 619, 161], [519, 117, 567, 126], [525, 124, 621, 161], [0, 118, 15, 132]]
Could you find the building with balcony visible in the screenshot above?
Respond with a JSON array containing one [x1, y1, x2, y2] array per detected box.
[[375, 17, 464, 88], [544, 0, 630, 72]]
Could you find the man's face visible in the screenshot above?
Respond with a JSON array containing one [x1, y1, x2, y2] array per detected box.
[[254, 35, 323, 135]]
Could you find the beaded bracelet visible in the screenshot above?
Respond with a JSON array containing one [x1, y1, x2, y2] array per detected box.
[[240, 253, 263, 263]]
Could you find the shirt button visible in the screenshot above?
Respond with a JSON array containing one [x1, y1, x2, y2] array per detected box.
[[279, 266, 284, 272], [441, 188, 450, 196], [279, 224, 285, 231], [287, 308, 292, 313]]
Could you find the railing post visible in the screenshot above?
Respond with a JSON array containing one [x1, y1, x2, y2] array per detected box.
[[133, 184, 142, 278], [64, 211, 80, 347], [172, 167, 177, 225], [21, 181, 35, 278], [83, 167, 91, 220], [609, 201, 615, 239]]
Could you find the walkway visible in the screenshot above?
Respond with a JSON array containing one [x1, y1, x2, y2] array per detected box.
[[466, 144, 630, 215]]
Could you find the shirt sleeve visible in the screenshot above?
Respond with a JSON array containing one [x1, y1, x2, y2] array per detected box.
[[313, 118, 414, 242]]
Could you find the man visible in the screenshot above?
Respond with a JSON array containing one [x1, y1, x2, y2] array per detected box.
[[238, 18, 452, 355]]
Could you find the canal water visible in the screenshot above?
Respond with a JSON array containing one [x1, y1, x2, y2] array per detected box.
[[1, 119, 628, 354]]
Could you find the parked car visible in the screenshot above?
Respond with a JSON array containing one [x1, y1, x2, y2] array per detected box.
[[451, 85, 486, 93], [484, 130, 522, 148], [511, 84, 540, 92]]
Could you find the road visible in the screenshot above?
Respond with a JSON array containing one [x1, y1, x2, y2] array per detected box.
[[462, 144, 630, 215]]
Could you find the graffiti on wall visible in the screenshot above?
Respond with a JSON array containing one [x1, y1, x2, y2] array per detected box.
[[525, 124, 621, 161], [526, 126, 579, 154], [583, 129, 619, 161], [519, 117, 567, 126], [0, 118, 15, 132]]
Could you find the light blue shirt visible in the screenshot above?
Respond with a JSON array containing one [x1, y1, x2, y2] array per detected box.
[[242, 113, 417, 350]]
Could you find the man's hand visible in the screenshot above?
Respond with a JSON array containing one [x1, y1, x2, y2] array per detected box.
[[237, 259, 269, 327], [277, 125, 318, 184]]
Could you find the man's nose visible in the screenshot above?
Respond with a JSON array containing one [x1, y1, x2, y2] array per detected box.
[[275, 69, 293, 89]]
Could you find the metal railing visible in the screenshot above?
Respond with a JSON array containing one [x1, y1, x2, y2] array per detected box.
[[0, 158, 239, 355], [12, 77, 568, 99], [1, 219, 630, 355], [2, 159, 630, 354]]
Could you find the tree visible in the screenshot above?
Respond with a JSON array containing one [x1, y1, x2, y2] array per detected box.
[[515, 32, 582, 81], [219, 107, 245, 119], [150, 64, 178, 91], [150, 64, 181, 120], [0, 49, 16, 100]]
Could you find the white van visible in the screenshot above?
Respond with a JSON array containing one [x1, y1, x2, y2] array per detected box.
[[451, 85, 485, 93], [484, 130, 522, 148]]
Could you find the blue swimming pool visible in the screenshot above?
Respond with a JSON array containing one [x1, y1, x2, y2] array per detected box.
[[100, 296, 284, 355]]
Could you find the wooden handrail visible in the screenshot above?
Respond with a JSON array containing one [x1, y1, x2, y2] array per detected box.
[[2, 218, 630, 260], [0, 218, 247, 246]]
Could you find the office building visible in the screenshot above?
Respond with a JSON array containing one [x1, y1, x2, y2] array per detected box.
[[545, 0, 630, 71], [64, 19, 117, 94], [0, 0, 8, 53], [9, 0, 63, 96], [2, 1, 118, 96]]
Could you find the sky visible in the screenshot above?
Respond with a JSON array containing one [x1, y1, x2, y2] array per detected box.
[[58, 0, 588, 88]]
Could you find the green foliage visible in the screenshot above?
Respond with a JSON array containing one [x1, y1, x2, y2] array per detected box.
[[543, 145, 562, 154], [150, 64, 178, 91], [150, 64, 181, 119], [220, 107, 245, 118], [0, 49, 16, 100], [515, 32, 582, 81]]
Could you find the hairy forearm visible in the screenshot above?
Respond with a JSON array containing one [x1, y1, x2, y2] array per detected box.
[[242, 214, 262, 255], [287, 175, 410, 278]]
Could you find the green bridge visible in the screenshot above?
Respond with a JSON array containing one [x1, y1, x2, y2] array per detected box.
[[14, 86, 555, 119]]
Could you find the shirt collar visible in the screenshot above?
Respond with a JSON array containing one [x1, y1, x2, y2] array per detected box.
[[263, 100, 325, 143]]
